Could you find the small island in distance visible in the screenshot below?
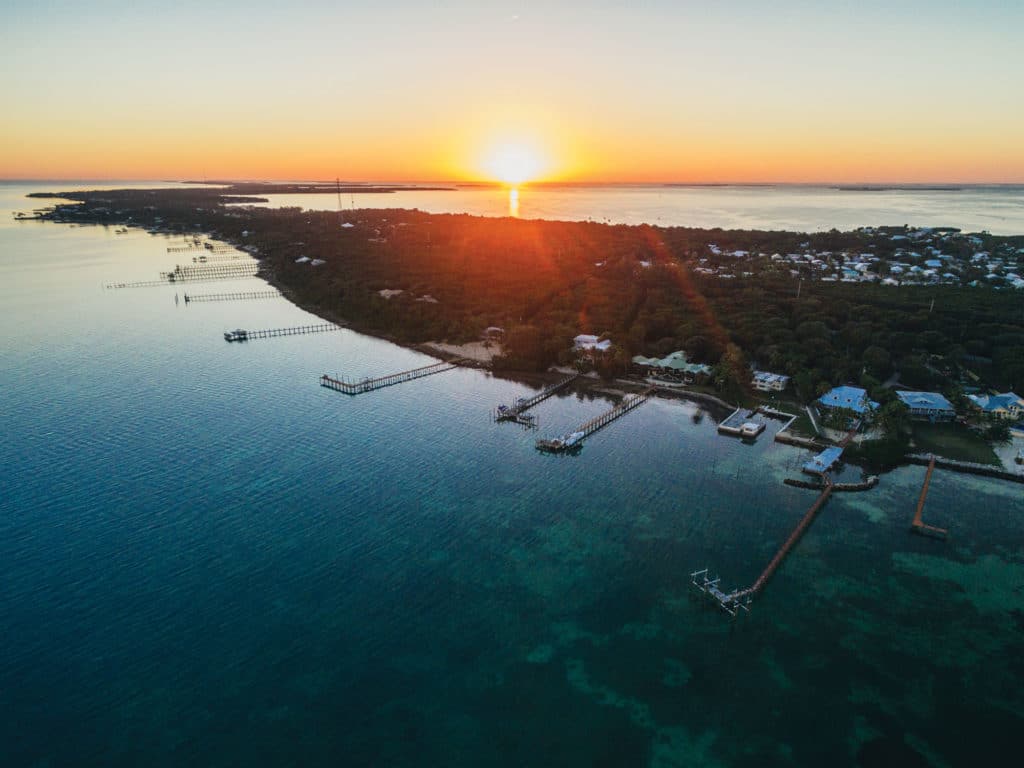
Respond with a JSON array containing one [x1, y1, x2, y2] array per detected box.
[[185, 182, 456, 195]]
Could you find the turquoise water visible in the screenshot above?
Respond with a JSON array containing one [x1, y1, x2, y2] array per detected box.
[[2, 182, 1023, 766]]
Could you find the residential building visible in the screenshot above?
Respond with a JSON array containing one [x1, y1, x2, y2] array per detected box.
[[818, 385, 878, 415], [967, 392, 1024, 420], [895, 391, 955, 421], [752, 371, 790, 392], [632, 351, 712, 382], [574, 334, 612, 352]]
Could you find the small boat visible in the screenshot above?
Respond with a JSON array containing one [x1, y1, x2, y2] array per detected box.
[[740, 422, 765, 438], [1016, 448, 1023, 465], [224, 329, 248, 342], [563, 431, 585, 447]]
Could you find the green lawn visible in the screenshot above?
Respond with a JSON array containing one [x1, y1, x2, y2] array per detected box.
[[911, 422, 1001, 465], [760, 396, 817, 436]]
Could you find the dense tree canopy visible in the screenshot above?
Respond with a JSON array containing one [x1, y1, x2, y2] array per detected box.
[[38, 187, 1024, 398]]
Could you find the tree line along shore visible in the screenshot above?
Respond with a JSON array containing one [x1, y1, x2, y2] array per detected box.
[[29, 187, 1024, 423]]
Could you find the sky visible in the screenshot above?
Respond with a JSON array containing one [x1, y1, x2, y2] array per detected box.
[[2, 0, 1023, 183]]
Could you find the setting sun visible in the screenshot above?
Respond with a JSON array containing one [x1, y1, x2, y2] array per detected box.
[[481, 141, 548, 185]]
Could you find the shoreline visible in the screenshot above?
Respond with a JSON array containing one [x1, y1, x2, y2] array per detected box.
[[24, 190, 1022, 482], [140, 225, 1024, 483]]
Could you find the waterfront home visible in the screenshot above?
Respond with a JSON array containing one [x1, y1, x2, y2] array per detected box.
[[632, 351, 712, 383], [752, 371, 790, 392], [817, 385, 878, 416], [895, 391, 955, 421], [967, 392, 1024, 420], [574, 334, 612, 352]]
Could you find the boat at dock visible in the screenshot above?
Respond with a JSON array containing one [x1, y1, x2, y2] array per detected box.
[[536, 431, 585, 453], [224, 329, 248, 342], [740, 421, 765, 438]]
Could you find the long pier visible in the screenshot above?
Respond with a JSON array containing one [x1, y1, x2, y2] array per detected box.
[[224, 323, 339, 341], [535, 388, 651, 452], [185, 290, 280, 303], [493, 374, 579, 426], [106, 272, 259, 289], [692, 476, 835, 616], [161, 263, 259, 281], [320, 359, 461, 395], [192, 254, 245, 263], [911, 458, 948, 539], [906, 453, 1024, 484]]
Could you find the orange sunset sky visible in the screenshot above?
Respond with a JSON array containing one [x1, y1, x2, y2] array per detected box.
[[2, 1, 1023, 183]]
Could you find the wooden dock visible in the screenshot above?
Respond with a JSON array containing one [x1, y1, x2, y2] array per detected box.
[[161, 263, 259, 281], [493, 374, 579, 427], [535, 388, 651, 453], [192, 254, 245, 263], [223, 323, 340, 341], [911, 457, 948, 539], [185, 290, 279, 303], [692, 476, 835, 616], [106, 272, 259, 289], [320, 359, 462, 395]]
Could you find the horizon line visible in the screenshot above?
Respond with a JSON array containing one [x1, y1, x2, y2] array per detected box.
[[4, 177, 1024, 187]]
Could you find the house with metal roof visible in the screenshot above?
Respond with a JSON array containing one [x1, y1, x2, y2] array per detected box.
[[817, 386, 878, 415], [803, 446, 844, 475], [574, 334, 612, 352], [895, 391, 955, 421], [631, 351, 712, 381], [967, 392, 1024, 420]]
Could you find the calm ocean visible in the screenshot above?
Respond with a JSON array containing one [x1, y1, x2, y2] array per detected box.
[[246, 182, 1024, 235], [2, 181, 1022, 767]]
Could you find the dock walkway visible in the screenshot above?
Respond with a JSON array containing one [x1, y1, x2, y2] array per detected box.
[[693, 476, 835, 616], [536, 388, 652, 452], [185, 290, 279, 303], [911, 457, 948, 539], [494, 374, 579, 427], [718, 407, 766, 438], [906, 453, 1024, 484], [224, 323, 339, 341], [321, 359, 462, 395], [161, 263, 258, 281]]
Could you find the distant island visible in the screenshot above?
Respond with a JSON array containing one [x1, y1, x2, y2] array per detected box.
[[24, 185, 1024, 467], [181, 181, 457, 194], [835, 186, 964, 192]]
